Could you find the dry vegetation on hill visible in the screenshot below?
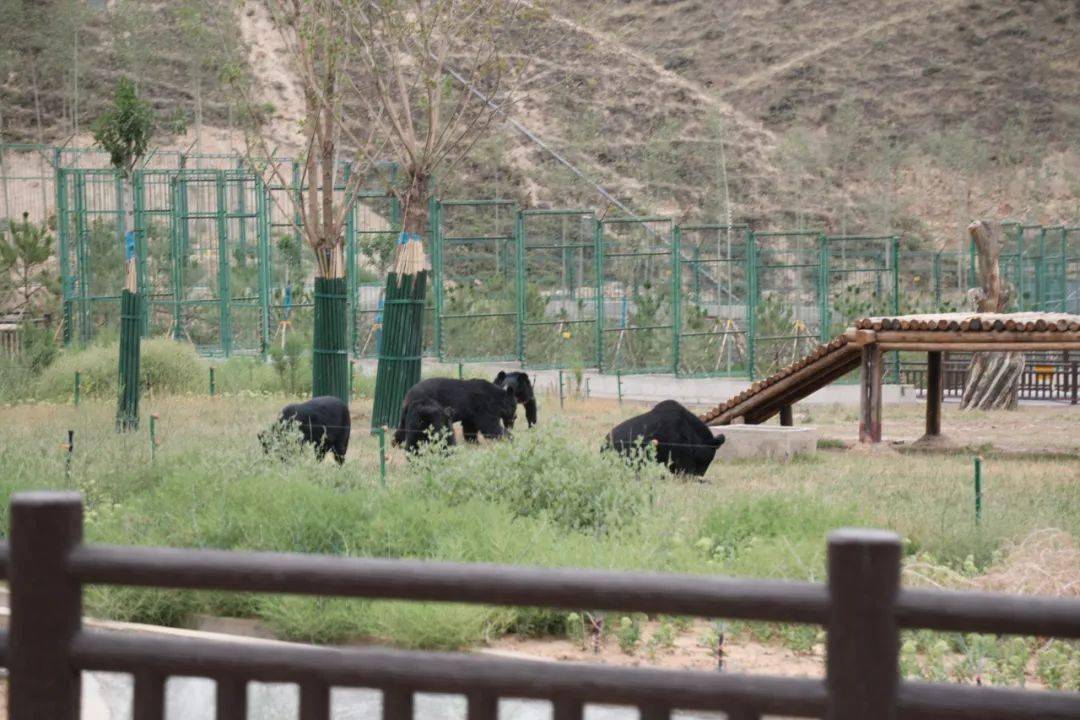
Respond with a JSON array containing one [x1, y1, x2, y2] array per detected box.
[[1, 0, 1078, 245]]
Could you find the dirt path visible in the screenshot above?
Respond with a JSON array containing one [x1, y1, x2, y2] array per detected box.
[[715, 0, 969, 98]]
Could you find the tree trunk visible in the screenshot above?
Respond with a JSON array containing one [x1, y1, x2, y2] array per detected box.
[[400, 173, 430, 238], [960, 220, 1022, 411]]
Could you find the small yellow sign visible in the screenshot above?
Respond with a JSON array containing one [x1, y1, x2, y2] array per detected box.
[[1034, 365, 1054, 378]]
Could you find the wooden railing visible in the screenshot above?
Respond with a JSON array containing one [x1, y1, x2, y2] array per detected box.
[[900, 352, 1080, 404], [1, 492, 1078, 719]]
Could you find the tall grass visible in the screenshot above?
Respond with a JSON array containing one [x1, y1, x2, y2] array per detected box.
[[0, 396, 1077, 649]]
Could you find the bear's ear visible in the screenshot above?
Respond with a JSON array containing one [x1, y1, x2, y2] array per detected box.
[[712, 433, 726, 447], [494, 371, 507, 383]]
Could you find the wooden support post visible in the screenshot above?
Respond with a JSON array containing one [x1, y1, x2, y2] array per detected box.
[[9, 492, 84, 720], [859, 344, 883, 443], [779, 405, 794, 427], [826, 529, 901, 720], [925, 350, 943, 437]]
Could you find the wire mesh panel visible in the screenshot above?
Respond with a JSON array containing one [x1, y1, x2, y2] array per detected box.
[[349, 192, 399, 359], [751, 231, 826, 378], [434, 199, 519, 362], [0, 144, 57, 227], [1041, 226, 1069, 312], [136, 170, 181, 338], [898, 250, 967, 313], [676, 224, 751, 377], [520, 209, 598, 369], [263, 160, 316, 357], [598, 217, 675, 374], [1066, 228, 1080, 314], [826, 236, 898, 337], [59, 169, 126, 344]]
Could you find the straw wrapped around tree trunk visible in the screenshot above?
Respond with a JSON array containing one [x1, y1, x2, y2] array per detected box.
[[312, 276, 349, 403], [116, 255, 141, 432], [372, 236, 428, 431]]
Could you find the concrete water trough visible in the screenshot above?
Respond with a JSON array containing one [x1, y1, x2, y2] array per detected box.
[[712, 424, 819, 462]]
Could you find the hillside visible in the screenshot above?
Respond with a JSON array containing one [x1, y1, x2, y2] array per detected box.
[[2, 0, 1078, 245]]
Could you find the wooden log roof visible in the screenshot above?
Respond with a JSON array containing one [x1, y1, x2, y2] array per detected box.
[[700, 312, 1080, 426]]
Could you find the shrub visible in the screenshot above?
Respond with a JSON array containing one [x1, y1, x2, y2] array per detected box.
[[405, 421, 660, 535], [35, 338, 204, 400]]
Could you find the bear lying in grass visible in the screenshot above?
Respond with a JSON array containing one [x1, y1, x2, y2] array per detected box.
[[260, 396, 350, 465], [605, 399, 725, 477], [395, 377, 517, 446]]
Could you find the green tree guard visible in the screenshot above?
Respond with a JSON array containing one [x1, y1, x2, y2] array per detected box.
[[313, 276, 349, 402], [372, 235, 428, 431], [92, 77, 153, 433]]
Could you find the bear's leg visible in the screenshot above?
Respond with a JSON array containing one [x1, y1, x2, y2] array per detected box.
[[477, 416, 505, 441], [461, 420, 480, 443]]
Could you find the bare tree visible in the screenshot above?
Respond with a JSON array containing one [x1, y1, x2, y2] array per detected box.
[[960, 220, 1024, 411], [341, 0, 531, 235]]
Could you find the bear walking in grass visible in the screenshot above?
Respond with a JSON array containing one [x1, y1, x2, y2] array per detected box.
[[605, 399, 725, 477], [493, 371, 538, 427], [396, 377, 517, 444], [393, 396, 456, 453], [260, 396, 351, 465]]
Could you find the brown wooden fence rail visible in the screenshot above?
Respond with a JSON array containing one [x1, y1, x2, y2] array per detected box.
[[901, 352, 1080, 403], [1, 492, 1078, 719]]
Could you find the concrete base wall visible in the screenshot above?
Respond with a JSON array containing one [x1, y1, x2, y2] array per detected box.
[[712, 425, 819, 462]]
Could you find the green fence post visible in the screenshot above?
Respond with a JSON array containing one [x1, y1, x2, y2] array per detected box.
[[616, 370, 623, 405], [149, 414, 158, 464], [215, 171, 231, 357], [891, 236, 901, 384], [64, 430, 74, 483], [73, 172, 89, 344], [432, 198, 444, 360], [747, 230, 757, 381], [672, 224, 682, 376], [73, 371, 80, 406], [256, 176, 271, 357], [236, 158, 248, 266], [457, 362, 463, 380], [56, 166, 73, 346], [344, 164, 358, 358], [558, 369, 564, 409], [133, 170, 149, 336], [515, 210, 526, 365], [378, 426, 387, 487], [594, 219, 604, 372], [974, 456, 982, 525], [209, 367, 216, 396], [1037, 226, 1047, 311], [818, 232, 830, 344]]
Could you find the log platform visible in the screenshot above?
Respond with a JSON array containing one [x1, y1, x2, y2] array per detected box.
[[700, 312, 1080, 443]]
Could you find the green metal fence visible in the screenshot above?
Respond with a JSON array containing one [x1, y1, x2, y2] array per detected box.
[[9, 143, 1080, 380]]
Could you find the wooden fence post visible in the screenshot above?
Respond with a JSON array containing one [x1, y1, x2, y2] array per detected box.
[[9, 491, 84, 719], [859, 344, 883, 443], [925, 350, 943, 437], [826, 528, 901, 720]]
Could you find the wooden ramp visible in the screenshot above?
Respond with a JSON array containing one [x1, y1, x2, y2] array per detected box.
[[701, 335, 860, 426], [700, 312, 1080, 428]]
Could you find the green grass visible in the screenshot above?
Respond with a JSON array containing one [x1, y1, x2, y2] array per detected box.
[[0, 394, 1078, 657]]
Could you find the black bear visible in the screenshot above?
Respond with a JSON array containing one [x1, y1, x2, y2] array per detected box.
[[260, 396, 351, 465], [493, 371, 538, 427], [605, 399, 725, 477], [392, 396, 456, 453], [397, 377, 517, 443]]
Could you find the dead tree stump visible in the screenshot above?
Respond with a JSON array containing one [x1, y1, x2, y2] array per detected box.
[[960, 221, 1024, 411]]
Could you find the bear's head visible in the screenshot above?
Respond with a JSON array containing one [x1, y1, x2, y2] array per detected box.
[[494, 370, 538, 427], [402, 398, 455, 451]]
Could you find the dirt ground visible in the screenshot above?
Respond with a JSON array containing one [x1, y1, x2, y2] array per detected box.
[[486, 619, 824, 678], [788, 400, 1080, 455]]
